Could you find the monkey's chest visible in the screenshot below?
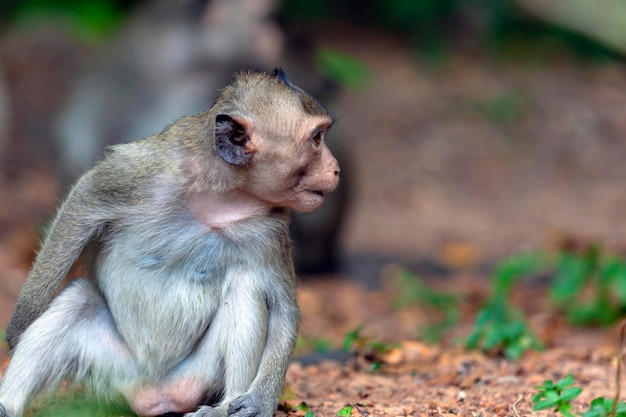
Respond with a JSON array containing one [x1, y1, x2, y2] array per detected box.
[[95, 227, 236, 372]]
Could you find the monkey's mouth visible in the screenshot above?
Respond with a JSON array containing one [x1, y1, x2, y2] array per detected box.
[[307, 189, 326, 197]]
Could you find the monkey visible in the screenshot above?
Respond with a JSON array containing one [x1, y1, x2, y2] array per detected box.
[[0, 68, 339, 417]]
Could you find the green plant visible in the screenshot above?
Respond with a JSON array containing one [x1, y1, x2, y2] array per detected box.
[[550, 246, 626, 326], [490, 252, 549, 299], [532, 324, 626, 417], [464, 299, 542, 360], [464, 252, 546, 360], [392, 269, 462, 344], [342, 326, 395, 372], [484, 245, 626, 327], [582, 398, 626, 417], [532, 374, 583, 417], [532, 375, 626, 417], [342, 325, 366, 352], [342, 326, 395, 355]]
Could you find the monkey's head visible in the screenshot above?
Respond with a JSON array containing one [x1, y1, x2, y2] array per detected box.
[[213, 69, 340, 213]]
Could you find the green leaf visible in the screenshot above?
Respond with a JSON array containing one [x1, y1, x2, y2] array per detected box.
[[557, 403, 577, 417], [616, 400, 626, 414], [532, 390, 560, 410], [337, 405, 353, 416], [503, 341, 524, 360], [535, 379, 556, 391], [555, 374, 576, 389], [297, 402, 311, 412], [342, 325, 364, 352], [560, 386, 583, 402], [550, 252, 593, 305], [304, 412, 315, 417], [492, 252, 547, 298]]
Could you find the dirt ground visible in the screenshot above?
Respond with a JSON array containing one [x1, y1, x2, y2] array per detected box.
[[2, 21, 626, 416]]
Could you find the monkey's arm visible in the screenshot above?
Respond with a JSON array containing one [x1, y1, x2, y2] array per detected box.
[[228, 280, 300, 416], [6, 173, 109, 348]]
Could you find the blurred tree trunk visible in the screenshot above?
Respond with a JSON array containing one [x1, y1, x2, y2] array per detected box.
[[515, 0, 626, 53]]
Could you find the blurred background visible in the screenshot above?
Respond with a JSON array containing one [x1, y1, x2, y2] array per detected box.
[[2, 0, 626, 356]]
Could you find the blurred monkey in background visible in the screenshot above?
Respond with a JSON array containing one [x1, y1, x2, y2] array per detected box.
[[54, 0, 349, 274]]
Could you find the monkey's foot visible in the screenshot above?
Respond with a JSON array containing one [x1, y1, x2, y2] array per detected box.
[[0, 403, 9, 417]]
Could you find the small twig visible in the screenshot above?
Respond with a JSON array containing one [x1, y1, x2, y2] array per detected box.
[[353, 402, 369, 417], [610, 321, 626, 417], [511, 394, 523, 417]]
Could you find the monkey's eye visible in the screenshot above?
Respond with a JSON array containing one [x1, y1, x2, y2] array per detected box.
[[312, 131, 323, 147]]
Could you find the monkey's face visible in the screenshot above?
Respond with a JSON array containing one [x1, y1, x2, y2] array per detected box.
[[212, 69, 341, 213], [267, 117, 341, 213], [215, 113, 340, 213]]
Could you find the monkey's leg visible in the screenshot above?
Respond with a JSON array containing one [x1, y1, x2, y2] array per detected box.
[[184, 271, 269, 417], [0, 279, 136, 417]]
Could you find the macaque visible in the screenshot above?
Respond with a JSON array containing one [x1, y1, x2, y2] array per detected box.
[[0, 69, 339, 417]]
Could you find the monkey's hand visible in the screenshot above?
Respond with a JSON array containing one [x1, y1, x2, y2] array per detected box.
[[0, 403, 10, 417], [184, 405, 223, 417], [227, 392, 269, 417]]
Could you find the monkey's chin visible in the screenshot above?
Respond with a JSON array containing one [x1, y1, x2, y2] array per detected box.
[[292, 190, 326, 213]]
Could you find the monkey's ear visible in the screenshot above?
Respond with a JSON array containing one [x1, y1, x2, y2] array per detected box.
[[215, 114, 256, 166]]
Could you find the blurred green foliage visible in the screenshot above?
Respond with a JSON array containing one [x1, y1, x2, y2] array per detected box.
[[341, 326, 396, 372], [282, 0, 620, 62], [550, 246, 626, 326], [465, 252, 546, 360], [465, 298, 543, 360], [467, 91, 531, 125], [465, 246, 626, 359], [315, 48, 371, 89], [392, 269, 462, 344], [296, 335, 333, 353], [5, 0, 127, 42], [386, 249, 626, 360], [4, 0, 619, 61], [28, 390, 134, 417]]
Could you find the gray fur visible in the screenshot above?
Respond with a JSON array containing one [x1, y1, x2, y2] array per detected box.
[[0, 69, 338, 417]]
